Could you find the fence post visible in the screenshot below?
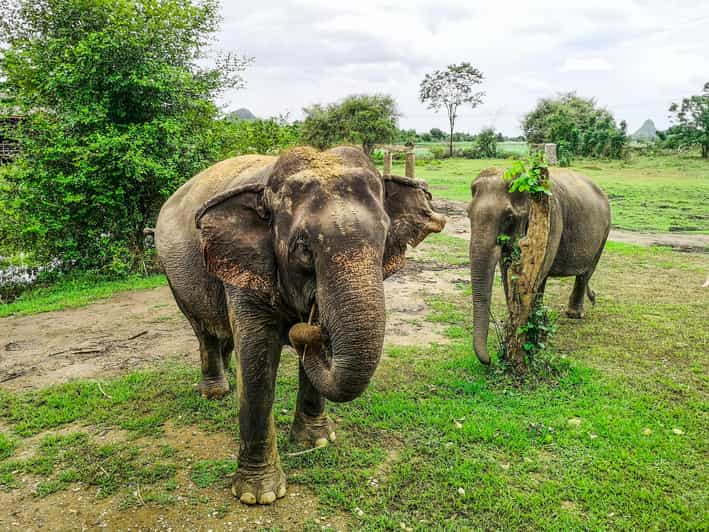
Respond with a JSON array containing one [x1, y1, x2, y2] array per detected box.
[[544, 143, 558, 166], [383, 151, 392, 176], [405, 151, 415, 178]]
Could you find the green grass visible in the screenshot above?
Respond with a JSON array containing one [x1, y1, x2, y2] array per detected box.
[[0, 273, 167, 317], [381, 154, 709, 233], [0, 239, 706, 529]]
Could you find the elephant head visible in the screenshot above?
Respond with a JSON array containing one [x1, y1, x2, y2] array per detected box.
[[196, 146, 445, 401], [468, 169, 530, 365]]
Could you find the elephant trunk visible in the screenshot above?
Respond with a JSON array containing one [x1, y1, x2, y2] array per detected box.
[[471, 242, 499, 365], [301, 248, 385, 403]]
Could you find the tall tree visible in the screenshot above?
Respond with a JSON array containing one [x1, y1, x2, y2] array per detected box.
[[300, 94, 399, 155], [667, 82, 709, 158], [522, 92, 627, 160], [419, 63, 484, 156], [0, 0, 250, 272]]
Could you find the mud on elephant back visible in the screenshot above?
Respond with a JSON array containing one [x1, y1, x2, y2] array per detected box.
[[155, 145, 446, 504], [467, 167, 611, 366]]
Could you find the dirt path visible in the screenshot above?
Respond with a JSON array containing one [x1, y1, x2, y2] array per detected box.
[[0, 259, 465, 392], [434, 199, 709, 253]]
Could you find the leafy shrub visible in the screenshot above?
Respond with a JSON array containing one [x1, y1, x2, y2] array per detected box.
[[522, 92, 627, 159], [0, 0, 250, 273]]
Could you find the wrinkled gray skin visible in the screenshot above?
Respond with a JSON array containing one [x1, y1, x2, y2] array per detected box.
[[468, 168, 610, 365], [155, 146, 445, 504]]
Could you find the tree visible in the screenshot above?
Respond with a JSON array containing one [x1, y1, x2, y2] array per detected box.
[[419, 63, 484, 156], [300, 94, 399, 155], [667, 82, 709, 158], [475, 128, 497, 158], [521, 92, 627, 159], [429, 127, 445, 140], [0, 0, 250, 273]]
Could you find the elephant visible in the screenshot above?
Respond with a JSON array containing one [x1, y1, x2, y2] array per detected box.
[[468, 167, 610, 365], [155, 146, 445, 504]]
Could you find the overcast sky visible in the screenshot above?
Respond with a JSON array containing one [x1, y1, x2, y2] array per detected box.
[[214, 0, 709, 135]]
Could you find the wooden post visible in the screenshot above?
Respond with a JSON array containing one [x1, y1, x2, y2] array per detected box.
[[383, 151, 392, 176], [405, 151, 415, 178], [502, 172, 552, 373], [544, 143, 558, 166]]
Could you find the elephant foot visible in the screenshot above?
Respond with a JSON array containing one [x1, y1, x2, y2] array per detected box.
[[290, 411, 336, 448], [566, 308, 585, 319], [197, 376, 230, 399], [232, 463, 286, 505]]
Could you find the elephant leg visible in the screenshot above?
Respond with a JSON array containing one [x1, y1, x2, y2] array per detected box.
[[290, 364, 336, 448], [566, 274, 588, 319], [221, 337, 234, 374], [230, 300, 286, 505], [195, 329, 231, 399]]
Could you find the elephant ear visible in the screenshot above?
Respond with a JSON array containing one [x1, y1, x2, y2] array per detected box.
[[383, 175, 446, 278], [195, 183, 276, 298]]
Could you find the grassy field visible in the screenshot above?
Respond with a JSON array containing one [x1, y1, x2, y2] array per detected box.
[[1, 239, 706, 529], [0, 273, 166, 318], [382, 155, 709, 233]]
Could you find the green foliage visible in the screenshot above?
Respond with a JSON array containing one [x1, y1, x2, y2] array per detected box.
[[666, 82, 709, 158], [0, 0, 250, 273], [522, 92, 627, 159], [503, 152, 552, 197], [419, 62, 485, 156], [300, 94, 399, 155], [475, 127, 498, 158], [517, 304, 558, 357], [214, 115, 300, 158]]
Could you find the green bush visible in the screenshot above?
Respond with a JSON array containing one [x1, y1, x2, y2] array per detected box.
[[0, 0, 250, 274], [522, 92, 627, 159]]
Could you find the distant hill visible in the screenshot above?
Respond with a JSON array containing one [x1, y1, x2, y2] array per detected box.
[[228, 108, 257, 121], [631, 119, 658, 141]]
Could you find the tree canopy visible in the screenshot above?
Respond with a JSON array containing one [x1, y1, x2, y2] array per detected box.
[[419, 63, 484, 156], [299, 94, 399, 155], [666, 82, 709, 158], [0, 0, 250, 273], [521, 92, 627, 160]]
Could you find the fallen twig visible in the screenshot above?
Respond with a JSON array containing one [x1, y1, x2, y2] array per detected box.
[[136, 483, 146, 506], [0, 370, 26, 383], [286, 446, 326, 457], [96, 381, 113, 399]]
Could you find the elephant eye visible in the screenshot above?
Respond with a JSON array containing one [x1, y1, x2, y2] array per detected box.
[[291, 238, 313, 268]]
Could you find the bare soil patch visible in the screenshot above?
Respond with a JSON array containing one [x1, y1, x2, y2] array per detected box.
[[0, 260, 461, 392], [0, 422, 350, 531]]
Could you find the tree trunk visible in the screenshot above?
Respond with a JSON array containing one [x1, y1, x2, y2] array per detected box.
[[502, 190, 552, 374], [449, 120, 454, 157], [702, 143, 708, 158]]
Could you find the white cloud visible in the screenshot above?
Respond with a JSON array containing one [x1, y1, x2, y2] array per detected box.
[[215, 0, 709, 134], [559, 57, 614, 72]]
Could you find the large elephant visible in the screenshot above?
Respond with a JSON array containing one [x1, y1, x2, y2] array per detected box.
[[155, 146, 445, 504], [468, 167, 610, 365]]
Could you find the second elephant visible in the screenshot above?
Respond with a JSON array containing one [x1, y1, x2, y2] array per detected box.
[[468, 167, 611, 365]]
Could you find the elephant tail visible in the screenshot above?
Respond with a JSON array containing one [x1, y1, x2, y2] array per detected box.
[[586, 284, 596, 306]]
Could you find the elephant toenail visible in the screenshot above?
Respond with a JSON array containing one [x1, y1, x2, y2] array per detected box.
[[329, 432, 337, 442], [277, 484, 287, 498], [315, 437, 329, 448], [259, 491, 276, 504], [239, 492, 257, 505]]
